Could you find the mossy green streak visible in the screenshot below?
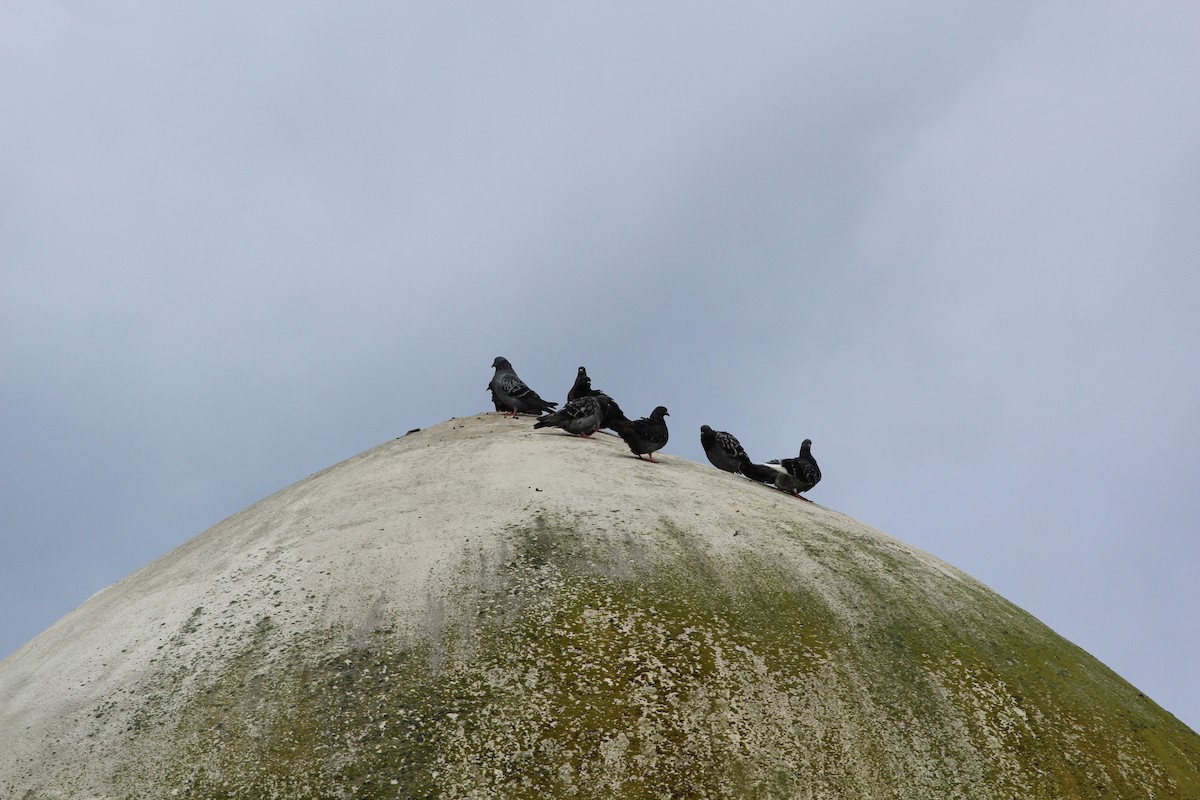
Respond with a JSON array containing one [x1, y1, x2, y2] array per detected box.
[[103, 511, 1198, 799]]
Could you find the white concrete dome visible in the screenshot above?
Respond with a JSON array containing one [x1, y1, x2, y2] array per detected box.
[[2, 413, 1197, 798]]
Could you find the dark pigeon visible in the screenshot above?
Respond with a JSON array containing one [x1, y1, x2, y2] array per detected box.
[[700, 425, 753, 474], [533, 394, 610, 437], [595, 392, 629, 431], [488, 356, 556, 417], [775, 439, 821, 499], [564, 366, 628, 429], [566, 366, 593, 402], [610, 406, 669, 462]]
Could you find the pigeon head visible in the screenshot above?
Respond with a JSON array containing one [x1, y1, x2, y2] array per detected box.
[[651, 406, 669, 419], [492, 357, 513, 370], [700, 425, 713, 434]]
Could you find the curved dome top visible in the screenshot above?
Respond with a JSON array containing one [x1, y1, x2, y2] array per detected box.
[[2, 413, 1197, 798]]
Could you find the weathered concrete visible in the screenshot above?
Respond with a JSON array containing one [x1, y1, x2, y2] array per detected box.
[[2, 413, 1197, 798]]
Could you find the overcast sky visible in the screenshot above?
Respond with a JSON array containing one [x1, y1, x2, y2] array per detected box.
[[3, 2, 1198, 733]]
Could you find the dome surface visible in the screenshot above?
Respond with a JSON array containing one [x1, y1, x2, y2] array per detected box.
[[2, 413, 1197, 798]]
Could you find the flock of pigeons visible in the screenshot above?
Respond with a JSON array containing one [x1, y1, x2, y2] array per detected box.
[[488, 356, 821, 501]]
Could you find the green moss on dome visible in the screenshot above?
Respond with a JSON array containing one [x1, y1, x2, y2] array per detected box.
[[113, 511, 1199, 799]]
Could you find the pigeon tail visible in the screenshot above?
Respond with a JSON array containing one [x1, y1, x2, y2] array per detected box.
[[740, 461, 783, 484]]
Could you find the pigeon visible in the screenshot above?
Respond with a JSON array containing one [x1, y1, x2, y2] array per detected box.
[[488, 357, 557, 417], [775, 439, 821, 498], [533, 394, 610, 437], [566, 366, 593, 402], [562, 365, 636, 431], [610, 406, 669, 462], [564, 366, 628, 429], [595, 391, 630, 431], [699, 425, 753, 474]]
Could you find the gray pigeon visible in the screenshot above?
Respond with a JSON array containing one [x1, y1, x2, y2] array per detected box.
[[610, 406, 669, 462], [700, 425, 753, 474], [488, 357, 557, 417], [533, 394, 609, 437]]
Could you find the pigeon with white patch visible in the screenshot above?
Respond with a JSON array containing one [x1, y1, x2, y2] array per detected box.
[[610, 406, 670, 462], [775, 439, 822, 498], [488, 356, 556, 418]]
